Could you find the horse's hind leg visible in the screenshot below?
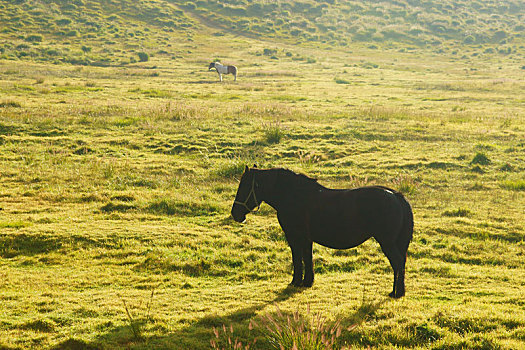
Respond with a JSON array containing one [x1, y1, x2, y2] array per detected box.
[[379, 243, 405, 298], [394, 236, 410, 298]]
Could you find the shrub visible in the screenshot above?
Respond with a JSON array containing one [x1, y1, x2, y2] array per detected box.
[[137, 52, 149, 62], [263, 48, 277, 56], [334, 77, 351, 84], [184, 2, 196, 10], [464, 35, 475, 44], [56, 18, 72, 26], [25, 35, 43, 42]]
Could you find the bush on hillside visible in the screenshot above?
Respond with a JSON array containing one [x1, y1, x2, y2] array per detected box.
[[137, 52, 149, 62]]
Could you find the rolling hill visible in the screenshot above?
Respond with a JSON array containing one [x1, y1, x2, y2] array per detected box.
[[1, 0, 523, 66]]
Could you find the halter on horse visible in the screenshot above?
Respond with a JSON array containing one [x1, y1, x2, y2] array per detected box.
[[208, 62, 237, 82]]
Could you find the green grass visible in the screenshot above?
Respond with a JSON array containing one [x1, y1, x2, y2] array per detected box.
[[0, 1, 524, 349], [501, 180, 525, 191]]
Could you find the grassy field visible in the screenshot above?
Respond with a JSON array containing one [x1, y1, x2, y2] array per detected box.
[[1, 22, 525, 350]]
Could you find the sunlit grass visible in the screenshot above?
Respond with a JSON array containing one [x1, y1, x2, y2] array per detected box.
[[0, 19, 524, 350]]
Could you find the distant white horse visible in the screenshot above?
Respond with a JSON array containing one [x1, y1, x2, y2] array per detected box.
[[208, 62, 237, 82]]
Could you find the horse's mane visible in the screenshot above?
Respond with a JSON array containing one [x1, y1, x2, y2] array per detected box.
[[272, 168, 322, 188]]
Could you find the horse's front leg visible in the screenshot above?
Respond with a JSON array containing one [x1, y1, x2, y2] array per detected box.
[[289, 244, 303, 287], [302, 241, 314, 287], [218, 72, 222, 82]]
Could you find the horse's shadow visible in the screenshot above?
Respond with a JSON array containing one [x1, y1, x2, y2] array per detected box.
[[52, 285, 388, 349], [187, 80, 237, 84], [187, 80, 219, 84], [51, 285, 303, 349]]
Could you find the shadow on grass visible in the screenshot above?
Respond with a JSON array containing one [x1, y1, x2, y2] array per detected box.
[[53, 285, 305, 349], [0, 233, 62, 258], [187, 80, 222, 84], [53, 287, 391, 350]]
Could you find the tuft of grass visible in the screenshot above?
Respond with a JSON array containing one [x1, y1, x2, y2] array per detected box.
[[0, 100, 22, 108], [499, 163, 514, 172], [100, 202, 136, 213], [470, 165, 485, 173], [263, 123, 284, 145], [471, 152, 491, 165], [334, 77, 351, 84], [210, 324, 256, 350], [252, 305, 355, 350], [117, 287, 157, 341], [391, 174, 419, 195], [215, 160, 247, 179], [347, 175, 370, 188], [443, 208, 472, 217], [146, 198, 220, 216], [110, 194, 136, 202], [409, 322, 443, 345]]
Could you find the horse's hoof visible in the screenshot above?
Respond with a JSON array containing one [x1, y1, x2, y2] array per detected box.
[[302, 280, 313, 288], [389, 291, 405, 298], [290, 281, 303, 288]]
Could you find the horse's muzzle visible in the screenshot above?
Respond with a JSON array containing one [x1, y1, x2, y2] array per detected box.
[[231, 205, 246, 223]]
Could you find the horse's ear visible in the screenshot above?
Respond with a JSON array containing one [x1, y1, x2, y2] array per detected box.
[[244, 165, 250, 173], [253, 164, 258, 168]]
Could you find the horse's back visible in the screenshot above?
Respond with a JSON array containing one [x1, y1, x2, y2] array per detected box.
[[307, 186, 405, 248]]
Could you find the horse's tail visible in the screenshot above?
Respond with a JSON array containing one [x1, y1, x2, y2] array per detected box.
[[374, 186, 414, 251]]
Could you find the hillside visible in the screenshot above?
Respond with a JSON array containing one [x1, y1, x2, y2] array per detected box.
[[182, 0, 525, 48], [1, 0, 524, 66], [0, 0, 196, 65]]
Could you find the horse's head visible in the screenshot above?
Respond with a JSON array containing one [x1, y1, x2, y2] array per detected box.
[[208, 62, 217, 70], [231, 166, 260, 223]]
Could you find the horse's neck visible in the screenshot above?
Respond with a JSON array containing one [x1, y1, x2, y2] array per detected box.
[[262, 171, 320, 211]]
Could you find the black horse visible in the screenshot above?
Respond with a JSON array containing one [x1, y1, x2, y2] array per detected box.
[[231, 166, 413, 298]]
